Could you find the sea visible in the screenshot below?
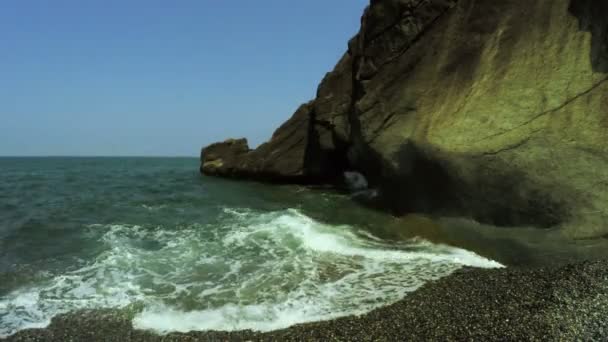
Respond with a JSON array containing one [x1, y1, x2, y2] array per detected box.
[[0, 157, 502, 337]]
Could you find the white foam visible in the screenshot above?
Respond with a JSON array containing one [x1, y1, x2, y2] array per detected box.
[[221, 207, 252, 218], [141, 204, 167, 212], [132, 209, 502, 334], [133, 302, 342, 334], [0, 224, 188, 337], [1, 209, 503, 337], [224, 209, 502, 268]]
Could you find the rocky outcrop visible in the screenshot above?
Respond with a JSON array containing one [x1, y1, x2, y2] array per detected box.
[[202, 0, 608, 239], [201, 101, 349, 183]]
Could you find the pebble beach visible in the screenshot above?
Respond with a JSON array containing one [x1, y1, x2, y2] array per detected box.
[[5, 259, 607, 341]]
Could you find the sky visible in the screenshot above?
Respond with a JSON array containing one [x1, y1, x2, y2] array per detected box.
[[0, 0, 368, 156]]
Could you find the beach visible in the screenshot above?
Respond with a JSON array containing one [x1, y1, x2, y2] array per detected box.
[[5, 259, 608, 341]]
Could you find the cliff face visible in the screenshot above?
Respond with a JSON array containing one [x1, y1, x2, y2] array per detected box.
[[202, 0, 608, 239]]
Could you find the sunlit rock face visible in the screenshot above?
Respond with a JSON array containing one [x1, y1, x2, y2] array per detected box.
[[202, 0, 608, 239]]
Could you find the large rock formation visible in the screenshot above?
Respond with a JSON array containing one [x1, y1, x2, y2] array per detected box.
[[202, 0, 608, 239]]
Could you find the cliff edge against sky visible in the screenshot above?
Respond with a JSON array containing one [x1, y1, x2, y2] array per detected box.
[[201, 0, 608, 239]]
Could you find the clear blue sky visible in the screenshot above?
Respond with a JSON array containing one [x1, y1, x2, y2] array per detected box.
[[0, 0, 367, 156]]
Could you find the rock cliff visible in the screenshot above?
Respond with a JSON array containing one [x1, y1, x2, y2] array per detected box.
[[201, 0, 608, 239]]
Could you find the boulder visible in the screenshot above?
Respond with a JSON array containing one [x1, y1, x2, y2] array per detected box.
[[200, 138, 250, 176]]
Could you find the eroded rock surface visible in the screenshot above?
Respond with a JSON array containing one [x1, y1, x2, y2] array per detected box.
[[202, 0, 608, 238]]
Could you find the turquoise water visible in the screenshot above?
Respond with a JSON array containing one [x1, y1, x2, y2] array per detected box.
[[0, 157, 501, 336]]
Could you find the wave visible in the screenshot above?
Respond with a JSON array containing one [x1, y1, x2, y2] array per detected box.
[[0, 208, 502, 337]]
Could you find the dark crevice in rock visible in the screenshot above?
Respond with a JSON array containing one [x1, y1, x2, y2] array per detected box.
[[346, 49, 387, 187], [303, 109, 351, 184], [569, 0, 608, 72]]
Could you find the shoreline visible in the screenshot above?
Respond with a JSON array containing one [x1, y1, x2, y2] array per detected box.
[[5, 260, 608, 341]]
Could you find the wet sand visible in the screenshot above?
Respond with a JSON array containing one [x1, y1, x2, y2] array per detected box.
[[4, 259, 608, 341]]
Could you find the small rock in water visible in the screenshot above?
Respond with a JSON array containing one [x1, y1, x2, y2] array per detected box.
[[343, 171, 368, 191]]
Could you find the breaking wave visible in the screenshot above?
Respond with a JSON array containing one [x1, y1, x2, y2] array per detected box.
[[0, 208, 502, 337]]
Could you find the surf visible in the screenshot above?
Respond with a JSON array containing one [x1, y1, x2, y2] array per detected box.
[[0, 207, 501, 337]]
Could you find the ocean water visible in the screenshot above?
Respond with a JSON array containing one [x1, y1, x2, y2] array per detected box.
[[0, 157, 502, 337]]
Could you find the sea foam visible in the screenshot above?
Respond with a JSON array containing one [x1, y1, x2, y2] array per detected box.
[[0, 208, 502, 337]]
